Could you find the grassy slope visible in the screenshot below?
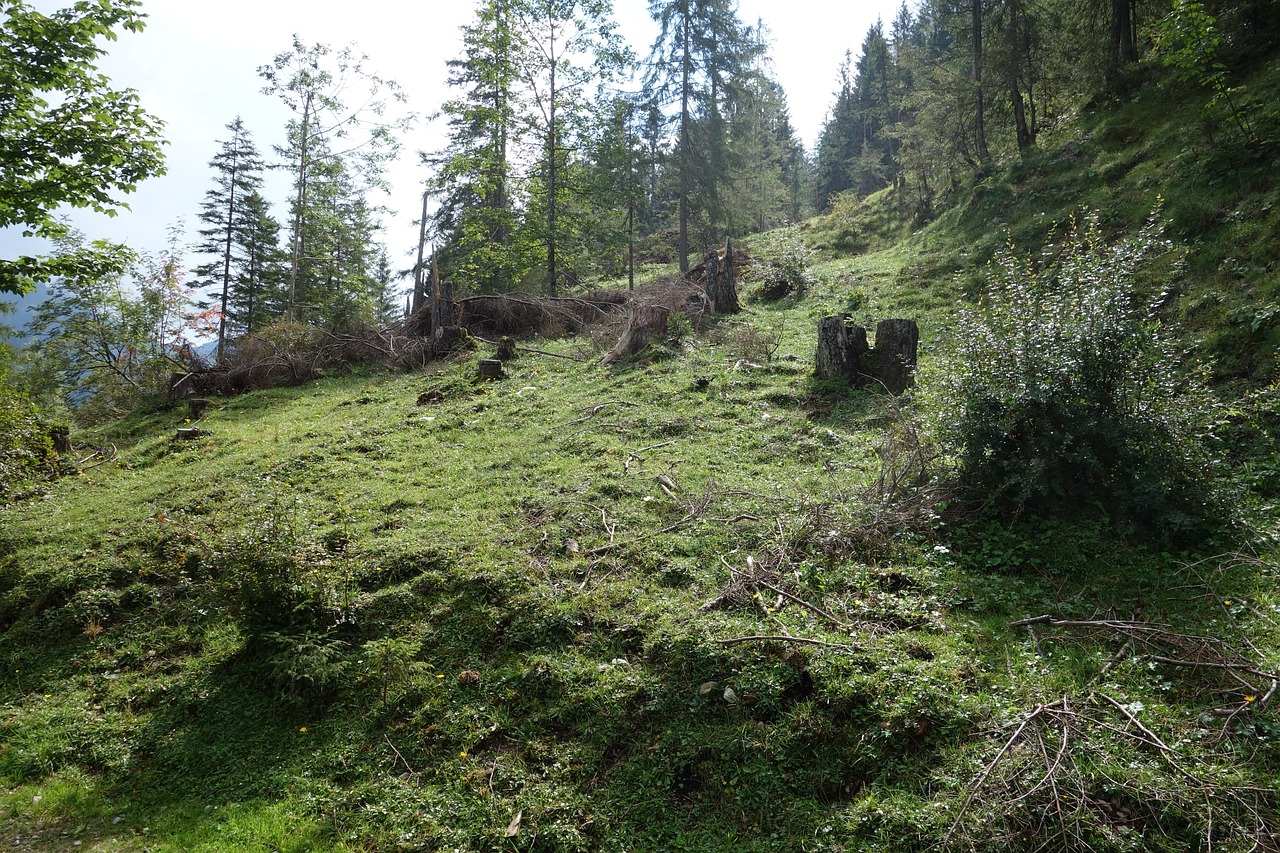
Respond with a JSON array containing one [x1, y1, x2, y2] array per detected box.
[[2, 57, 1280, 853]]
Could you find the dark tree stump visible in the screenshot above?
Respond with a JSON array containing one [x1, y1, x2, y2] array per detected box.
[[433, 325, 466, 355], [478, 359, 505, 381], [496, 336, 517, 361], [50, 426, 72, 455], [188, 398, 210, 420], [815, 315, 869, 381], [175, 428, 212, 441], [865, 319, 919, 394], [816, 315, 918, 393], [602, 305, 671, 365]]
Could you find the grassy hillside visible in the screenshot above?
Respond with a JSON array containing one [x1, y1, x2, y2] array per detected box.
[[3, 53, 1280, 853]]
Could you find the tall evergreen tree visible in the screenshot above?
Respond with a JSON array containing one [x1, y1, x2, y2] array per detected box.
[[431, 0, 528, 294], [814, 51, 862, 210], [234, 189, 286, 336], [644, 0, 762, 271], [193, 118, 267, 359]]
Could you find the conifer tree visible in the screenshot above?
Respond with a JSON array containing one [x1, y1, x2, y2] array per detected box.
[[814, 51, 862, 210], [431, 0, 528, 294], [193, 118, 267, 359], [644, 0, 762, 271]]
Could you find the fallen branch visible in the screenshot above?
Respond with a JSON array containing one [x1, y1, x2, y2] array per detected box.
[[713, 634, 858, 650], [563, 400, 641, 427]]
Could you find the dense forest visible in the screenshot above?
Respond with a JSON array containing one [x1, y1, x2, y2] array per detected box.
[[2, 0, 1280, 850]]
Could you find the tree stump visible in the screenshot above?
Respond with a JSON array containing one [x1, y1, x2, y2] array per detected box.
[[816, 315, 918, 393], [865, 319, 919, 394], [602, 305, 671, 365], [188, 398, 210, 420], [433, 325, 466, 356], [704, 237, 740, 315], [50, 426, 72, 455], [496, 336, 517, 361], [477, 359, 505, 381], [815, 315, 868, 381], [175, 428, 212, 441]]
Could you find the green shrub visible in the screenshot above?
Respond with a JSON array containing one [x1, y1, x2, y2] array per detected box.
[[938, 207, 1225, 537], [0, 390, 62, 503]]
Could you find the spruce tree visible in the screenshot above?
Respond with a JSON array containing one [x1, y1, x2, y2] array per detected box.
[[644, 0, 762, 271], [192, 118, 267, 359], [430, 0, 529, 293]]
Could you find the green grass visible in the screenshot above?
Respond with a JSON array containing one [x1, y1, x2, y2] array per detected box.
[[3, 49, 1280, 853]]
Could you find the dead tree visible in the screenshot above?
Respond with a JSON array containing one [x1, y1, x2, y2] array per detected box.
[[602, 305, 671, 365], [430, 255, 463, 355]]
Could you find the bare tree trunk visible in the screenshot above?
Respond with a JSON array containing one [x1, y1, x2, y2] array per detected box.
[[972, 0, 990, 164], [412, 190, 429, 314], [704, 238, 740, 314], [288, 93, 312, 321], [678, 4, 692, 274]]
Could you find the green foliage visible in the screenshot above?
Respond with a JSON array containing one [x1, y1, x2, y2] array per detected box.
[[260, 36, 412, 327], [939, 207, 1225, 535], [26, 228, 203, 420], [0, 389, 61, 503], [1156, 0, 1258, 145], [745, 229, 818, 297], [0, 0, 166, 295]]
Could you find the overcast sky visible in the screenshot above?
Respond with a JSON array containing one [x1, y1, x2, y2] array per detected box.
[[5, 0, 906, 309]]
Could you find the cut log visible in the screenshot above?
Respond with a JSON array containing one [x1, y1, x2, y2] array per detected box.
[[602, 305, 671, 365], [478, 358, 505, 381], [496, 336, 517, 361]]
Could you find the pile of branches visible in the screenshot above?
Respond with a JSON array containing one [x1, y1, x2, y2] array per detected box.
[[172, 269, 727, 399], [945, 691, 1277, 851], [170, 326, 436, 398]]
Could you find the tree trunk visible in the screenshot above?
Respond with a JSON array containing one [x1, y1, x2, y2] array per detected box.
[[602, 305, 671, 365], [412, 190, 429, 313], [972, 0, 990, 163], [678, 5, 692, 274]]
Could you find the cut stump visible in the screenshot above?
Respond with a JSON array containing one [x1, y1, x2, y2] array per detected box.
[[602, 305, 671, 365]]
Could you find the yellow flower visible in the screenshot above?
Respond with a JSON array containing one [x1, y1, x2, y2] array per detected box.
[[1244, 695, 1257, 703], [459, 751, 467, 758], [299, 726, 308, 732]]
